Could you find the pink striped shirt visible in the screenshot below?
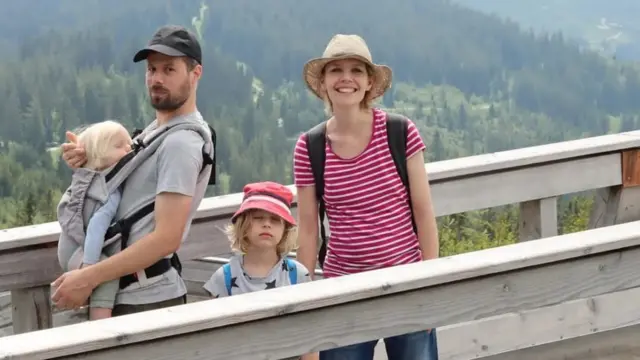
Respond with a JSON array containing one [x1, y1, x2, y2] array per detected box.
[[293, 108, 427, 278]]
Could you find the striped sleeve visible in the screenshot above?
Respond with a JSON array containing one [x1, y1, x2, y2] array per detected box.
[[293, 134, 315, 187], [405, 119, 426, 159]]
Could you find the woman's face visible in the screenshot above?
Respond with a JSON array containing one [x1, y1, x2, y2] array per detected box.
[[321, 58, 372, 109]]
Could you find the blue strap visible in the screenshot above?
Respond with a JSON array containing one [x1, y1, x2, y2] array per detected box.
[[222, 263, 232, 295], [285, 258, 297, 285]]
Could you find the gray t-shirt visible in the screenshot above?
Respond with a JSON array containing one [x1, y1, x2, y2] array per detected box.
[[112, 111, 212, 306], [203, 254, 311, 298]]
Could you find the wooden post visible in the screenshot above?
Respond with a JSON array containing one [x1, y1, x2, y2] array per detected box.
[[519, 197, 558, 241], [589, 150, 640, 228], [11, 286, 53, 334]]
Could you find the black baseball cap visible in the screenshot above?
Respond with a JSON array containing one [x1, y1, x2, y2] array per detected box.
[[133, 25, 202, 65]]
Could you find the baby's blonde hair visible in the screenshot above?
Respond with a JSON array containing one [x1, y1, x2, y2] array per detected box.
[[226, 210, 298, 256], [75, 120, 131, 170]]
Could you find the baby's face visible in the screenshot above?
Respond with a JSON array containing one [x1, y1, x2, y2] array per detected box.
[[105, 129, 133, 166]]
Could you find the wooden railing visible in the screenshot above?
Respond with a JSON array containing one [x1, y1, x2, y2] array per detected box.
[[2, 221, 640, 359], [2, 130, 640, 358]]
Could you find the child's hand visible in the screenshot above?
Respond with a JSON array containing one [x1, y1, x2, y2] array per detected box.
[[300, 352, 319, 360]]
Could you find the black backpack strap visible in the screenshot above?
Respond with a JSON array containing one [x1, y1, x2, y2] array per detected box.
[[386, 113, 418, 234], [304, 122, 329, 268]]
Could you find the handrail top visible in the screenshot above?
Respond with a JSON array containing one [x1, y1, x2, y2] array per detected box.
[[2, 220, 640, 358], [2, 130, 640, 251]]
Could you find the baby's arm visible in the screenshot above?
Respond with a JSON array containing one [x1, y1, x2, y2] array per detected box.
[[83, 190, 122, 265], [203, 268, 229, 298]]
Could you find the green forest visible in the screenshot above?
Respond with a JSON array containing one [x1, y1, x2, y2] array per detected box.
[[1, 0, 638, 256]]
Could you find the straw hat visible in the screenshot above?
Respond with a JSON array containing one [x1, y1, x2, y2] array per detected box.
[[303, 34, 393, 101]]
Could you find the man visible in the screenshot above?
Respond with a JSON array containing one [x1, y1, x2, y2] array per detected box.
[[52, 25, 212, 315]]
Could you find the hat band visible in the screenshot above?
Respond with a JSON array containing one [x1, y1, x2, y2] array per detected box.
[[243, 194, 292, 215]]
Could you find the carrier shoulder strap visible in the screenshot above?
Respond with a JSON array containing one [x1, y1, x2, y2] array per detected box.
[[304, 121, 328, 267], [102, 120, 212, 290], [285, 258, 297, 285]]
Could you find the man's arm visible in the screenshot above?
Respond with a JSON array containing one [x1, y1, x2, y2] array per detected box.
[[83, 131, 203, 286]]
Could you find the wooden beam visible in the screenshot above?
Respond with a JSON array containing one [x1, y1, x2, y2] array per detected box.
[[622, 149, 640, 187], [4, 273, 640, 360], [432, 153, 619, 217], [518, 197, 558, 241], [2, 221, 640, 358], [482, 322, 640, 360], [10, 287, 52, 334], [588, 186, 640, 228]]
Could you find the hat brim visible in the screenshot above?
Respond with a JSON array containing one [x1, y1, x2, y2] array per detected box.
[[303, 54, 393, 101], [231, 200, 297, 227], [133, 44, 188, 63]]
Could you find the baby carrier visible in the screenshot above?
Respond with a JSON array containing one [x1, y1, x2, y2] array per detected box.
[[56, 115, 216, 290]]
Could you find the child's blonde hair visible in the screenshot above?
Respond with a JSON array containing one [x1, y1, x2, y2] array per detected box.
[[75, 120, 131, 170], [226, 210, 298, 256]]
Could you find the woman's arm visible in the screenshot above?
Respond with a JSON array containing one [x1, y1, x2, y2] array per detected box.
[[407, 150, 439, 260], [292, 134, 321, 278], [296, 186, 319, 279]]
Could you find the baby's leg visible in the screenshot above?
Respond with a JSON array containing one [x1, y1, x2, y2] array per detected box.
[[87, 251, 120, 320], [88, 278, 119, 320]]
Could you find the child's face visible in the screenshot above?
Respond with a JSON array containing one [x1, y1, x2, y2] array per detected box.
[[246, 209, 285, 252], [105, 129, 132, 167]]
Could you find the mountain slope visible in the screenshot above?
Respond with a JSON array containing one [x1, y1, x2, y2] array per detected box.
[[451, 0, 640, 59]]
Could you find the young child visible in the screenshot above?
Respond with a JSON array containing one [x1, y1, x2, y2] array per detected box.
[[57, 120, 132, 320], [203, 181, 317, 360]]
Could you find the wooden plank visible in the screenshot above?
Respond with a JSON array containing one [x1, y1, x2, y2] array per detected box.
[[2, 221, 640, 358], [0, 245, 60, 292], [622, 149, 640, 187], [3, 269, 640, 360], [589, 185, 640, 228], [2, 131, 638, 252], [10, 287, 52, 334], [482, 323, 640, 360], [425, 130, 640, 181], [184, 257, 640, 360], [3, 235, 640, 359], [0, 216, 234, 292], [438, 286, 640, 359], [518, 197, 558, 241], [431, 153, 620, 217]]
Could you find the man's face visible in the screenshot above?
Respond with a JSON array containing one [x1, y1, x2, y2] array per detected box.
[[145, 52, 199, 111]]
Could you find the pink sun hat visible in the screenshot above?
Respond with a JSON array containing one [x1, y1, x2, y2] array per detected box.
[[231, 181, 296, 226]]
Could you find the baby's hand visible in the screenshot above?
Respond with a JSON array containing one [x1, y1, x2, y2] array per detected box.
[[61, 131, 87, 169]]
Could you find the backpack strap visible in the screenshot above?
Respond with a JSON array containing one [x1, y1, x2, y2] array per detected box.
[[304, 122, 329, 268], [222, 263, 233, 296], [285, 258, 297, 285], [386, 113, 418, 234]]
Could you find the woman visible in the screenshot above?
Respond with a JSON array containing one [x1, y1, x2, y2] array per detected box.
[[293, 34, 440, 360]]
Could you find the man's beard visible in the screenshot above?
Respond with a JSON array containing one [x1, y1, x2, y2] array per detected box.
[[149, 84, 189, 111]]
